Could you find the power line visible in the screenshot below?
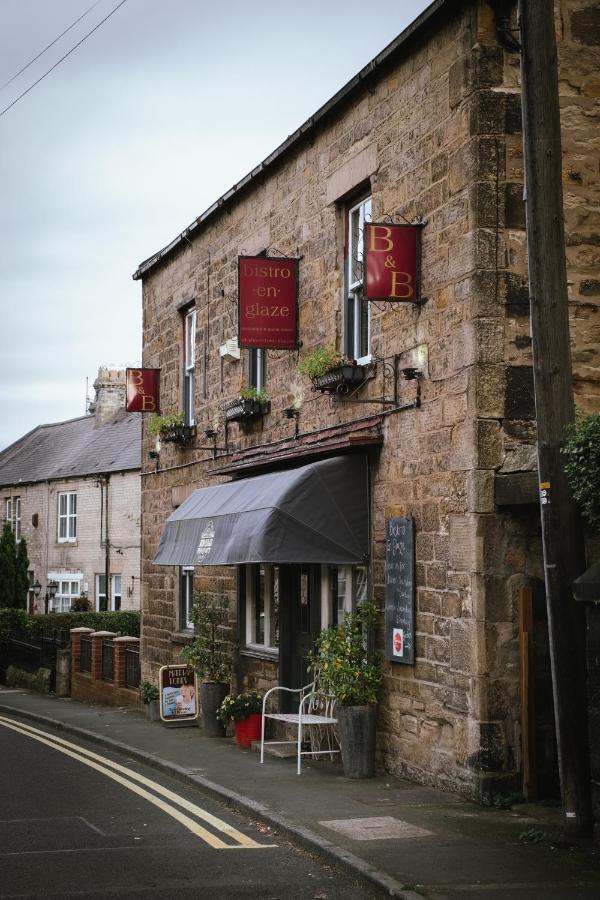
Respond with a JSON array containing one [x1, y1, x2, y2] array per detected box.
[[0, 0, 105, 92], [0, 0, 128, 119]]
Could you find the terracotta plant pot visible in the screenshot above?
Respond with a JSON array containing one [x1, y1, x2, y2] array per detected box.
[[234, 713, 262, 749], [200, 682, 229, 737], [337, 704, 376, 778]]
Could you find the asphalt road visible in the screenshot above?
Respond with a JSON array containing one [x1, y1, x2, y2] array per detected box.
[[0, 715, 379, 899]]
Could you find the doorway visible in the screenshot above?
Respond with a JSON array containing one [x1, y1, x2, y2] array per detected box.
[[279, 565, 321, 711]]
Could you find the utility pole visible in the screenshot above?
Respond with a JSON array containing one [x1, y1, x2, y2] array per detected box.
[[518, 0, 591, 833]]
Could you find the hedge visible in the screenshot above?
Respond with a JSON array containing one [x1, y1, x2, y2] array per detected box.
[[0, 609, 140, 639], [562, 412, 600, 531]]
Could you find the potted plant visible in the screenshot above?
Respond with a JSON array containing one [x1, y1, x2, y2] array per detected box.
[[181, 593, 233, 737], [140, 680, 160, 721], [147, 413, 196, 445], [297, 346, 367, 394], [224, 387, 270, 423], [217, 690, 263, 748], [309, 600, 381, 778]]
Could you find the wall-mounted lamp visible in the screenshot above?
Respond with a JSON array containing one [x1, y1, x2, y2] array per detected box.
[[45, 579, 58, 615], [282, 407, 299, 420], [127, 575, 135, 598], [401, 367, 421, 381]]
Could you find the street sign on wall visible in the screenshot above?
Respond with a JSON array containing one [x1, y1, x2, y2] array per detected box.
[[384, 517, 415, 664], [159, 665, 198, 722], [126, 368, 160, 413], [364, 223, 421, 302], [238, 256, 299, 349]]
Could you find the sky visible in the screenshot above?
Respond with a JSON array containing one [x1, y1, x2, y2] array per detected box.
[[0, 0, 430, 451]]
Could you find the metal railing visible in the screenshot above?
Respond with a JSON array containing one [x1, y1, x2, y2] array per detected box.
[[101, 640, 114, 681], [124, 646, 140, 690], [79, 635, 92, 673]]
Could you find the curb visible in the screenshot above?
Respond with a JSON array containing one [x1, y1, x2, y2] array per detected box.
[[0, 701, 425, 900]]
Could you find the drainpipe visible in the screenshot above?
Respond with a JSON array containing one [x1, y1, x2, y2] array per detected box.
[[104, 475, 111, 612]]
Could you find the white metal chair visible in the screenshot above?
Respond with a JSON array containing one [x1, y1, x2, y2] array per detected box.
[[260, 677, 339, 775]]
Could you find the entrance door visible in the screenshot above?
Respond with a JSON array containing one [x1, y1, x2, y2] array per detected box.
[[279, 564, 321, 712]]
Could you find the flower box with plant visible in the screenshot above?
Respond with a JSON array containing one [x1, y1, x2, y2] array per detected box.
[[217, 690, 263, 748], [181, 593, 234, 736], [297, 346, 367, 394], [309, 600, 381, 778], [224, 387, 270, 422], [140, 680, 160, 721], [147, 413, 196, 445]]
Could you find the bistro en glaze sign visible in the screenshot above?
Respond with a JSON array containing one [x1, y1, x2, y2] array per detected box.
[[126, 368, 160, 412], [364, 223, 421, 303], [238, 256, 299, 349]]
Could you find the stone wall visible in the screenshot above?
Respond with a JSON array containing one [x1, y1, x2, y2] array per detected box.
[[138, 0, 600, 797]]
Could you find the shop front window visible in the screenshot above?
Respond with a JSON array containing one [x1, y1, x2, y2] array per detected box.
[[245, 564, 279, 653]]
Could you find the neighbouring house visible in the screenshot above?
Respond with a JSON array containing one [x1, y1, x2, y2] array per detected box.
[[133, 0, 600, 799], [0, 368, 142, 614]]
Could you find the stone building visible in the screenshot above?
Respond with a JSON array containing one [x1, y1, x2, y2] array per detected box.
[[134, 0, 600, 798], [0, 368, 142, 614]]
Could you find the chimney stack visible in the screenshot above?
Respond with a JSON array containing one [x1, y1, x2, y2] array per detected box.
[[89, 367, 126, 426]]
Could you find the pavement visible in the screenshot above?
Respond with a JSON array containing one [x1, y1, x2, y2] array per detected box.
[[0, 687, 599, 900]]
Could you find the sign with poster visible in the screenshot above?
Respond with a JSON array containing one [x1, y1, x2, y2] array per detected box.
[[159, 665, 198, 723], [384, 517, 415, 664], [364, 223, 421, 302], [238, 255, 299, 349], [126, 368, 160, 413]]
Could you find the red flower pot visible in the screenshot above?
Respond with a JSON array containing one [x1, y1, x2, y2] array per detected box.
[[234, 713, 262, 749]]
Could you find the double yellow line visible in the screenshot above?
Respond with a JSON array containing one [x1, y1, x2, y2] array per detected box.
[[0, 714, 276, 851]]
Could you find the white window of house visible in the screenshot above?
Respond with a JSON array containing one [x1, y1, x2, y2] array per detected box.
[[180, 567, 194, 629], [96, 574, 122, 612], [245, 564, 279, 653], [321, 563, 370, 628], [184, 307, 196, 426], [5, 497, 12, 525], [5, 496, 20, 540], [58, 491, 77, 542], [346, 195, 372, 364], [53, 578, 81, 613]]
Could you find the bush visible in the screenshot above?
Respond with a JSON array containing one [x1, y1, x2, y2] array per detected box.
[[0, 610, 140, 637], [181, 593, 233, 683], [562, 412, 600, 531], [217, 691, 263, 724], [140, 680, 159, 704], [0, 608, 29, 637], [70, 595, 91, 612]]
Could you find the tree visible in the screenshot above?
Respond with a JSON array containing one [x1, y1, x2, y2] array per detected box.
[[15, 536, 30, 610], [0, 521, 17, 608]]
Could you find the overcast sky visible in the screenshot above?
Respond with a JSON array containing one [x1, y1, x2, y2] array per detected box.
[[0, 0, 430, 450]]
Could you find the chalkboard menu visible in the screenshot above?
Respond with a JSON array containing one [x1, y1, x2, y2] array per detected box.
[[385, 517, 415, 664]]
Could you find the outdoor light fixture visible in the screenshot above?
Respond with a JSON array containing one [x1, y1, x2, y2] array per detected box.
[[205, 428, 217, 439], [401, 367, 421, 381], [44, 579, 58, 615], [283, 407, 299, 419], [32, 579, 42, 598]]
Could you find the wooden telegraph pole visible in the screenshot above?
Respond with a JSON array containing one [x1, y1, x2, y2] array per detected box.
[[518, 0, 591, 833]]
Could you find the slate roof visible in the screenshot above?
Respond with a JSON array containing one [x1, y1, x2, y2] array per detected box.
[[0, 411, 141, 487]]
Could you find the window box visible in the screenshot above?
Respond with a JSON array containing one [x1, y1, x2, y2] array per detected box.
[[311, 363, 367, 394], [224, 398, 270, 423], [161, 423, 196, 445]]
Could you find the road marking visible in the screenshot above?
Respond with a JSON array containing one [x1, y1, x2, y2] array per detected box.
[[0, 715, 275, 850]]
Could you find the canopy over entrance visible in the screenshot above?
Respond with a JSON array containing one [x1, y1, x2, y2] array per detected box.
[[154, 455, 369, 566]]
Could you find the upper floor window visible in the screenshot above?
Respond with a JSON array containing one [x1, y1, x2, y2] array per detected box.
[[249, 348, 266, 392], [58, 491, 77, 542], [345, 195, 372, 364], [183, 307, 196, 426], [5, 496, 21, 541]]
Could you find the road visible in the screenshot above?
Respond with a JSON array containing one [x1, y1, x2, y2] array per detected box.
[[0, 714, 379, 899]]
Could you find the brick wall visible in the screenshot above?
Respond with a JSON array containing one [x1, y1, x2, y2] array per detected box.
[[138, 0, 600, 797]]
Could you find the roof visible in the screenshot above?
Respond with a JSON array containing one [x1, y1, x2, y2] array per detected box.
[[0, 411, 141, 487], [132, 0, 448, 281]]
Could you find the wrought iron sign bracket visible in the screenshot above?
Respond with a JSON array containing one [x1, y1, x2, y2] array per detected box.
[[329, 355, 422, 407]]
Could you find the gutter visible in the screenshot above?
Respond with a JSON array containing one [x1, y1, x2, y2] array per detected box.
[[132, 0, 449, 281]]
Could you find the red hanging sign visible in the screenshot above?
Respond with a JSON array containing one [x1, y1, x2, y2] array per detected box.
[[238, 256, 299, 349], [364, 223, 421, 302], [126, 368, 160, 413]]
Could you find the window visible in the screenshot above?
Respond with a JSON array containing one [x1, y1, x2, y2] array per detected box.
[[58, 491, 77, 542], [249, 348, 266, 392], [96, 574, 122, 612], [183, 307, 196, 426], [5, 496, 21, 540], [323, 564, 369, 627], [180, 567, 194, 629], [345, 195, 372, 364], [245, 564, 279, 653], [53, 578, 81, 613]]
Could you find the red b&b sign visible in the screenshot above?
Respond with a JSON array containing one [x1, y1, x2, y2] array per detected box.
[[238, 256, 299, 349], [364, 223, 421, 302], [126, 368, 160, 413]]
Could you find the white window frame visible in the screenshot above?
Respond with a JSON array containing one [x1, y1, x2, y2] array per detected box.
[[184, 307, 196, 426], [180, 567, 194, 630], [57, 491, 77, 543], [346, 196, 372, 365], [320, 563, 369, 629], [245, 564, 279, 655], [5, 496, 21, 540], [51, 575, 82, 613], [96, 574, 122, 612]]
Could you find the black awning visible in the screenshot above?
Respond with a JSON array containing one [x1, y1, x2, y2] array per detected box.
[[154, 455, 369, 566]]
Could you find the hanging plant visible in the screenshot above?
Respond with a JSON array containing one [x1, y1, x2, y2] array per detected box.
[[562, 411, 600, 531]]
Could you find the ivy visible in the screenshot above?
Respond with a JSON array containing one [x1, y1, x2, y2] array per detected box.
[[562, 412, 600, 531]]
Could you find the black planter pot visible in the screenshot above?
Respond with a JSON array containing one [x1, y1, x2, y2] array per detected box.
[[337, 704, 376, 778], [200, 682, 229, 737], [311, 364, 367, 394], [161, 424, 196, 445], [224, 398, 269, 423]]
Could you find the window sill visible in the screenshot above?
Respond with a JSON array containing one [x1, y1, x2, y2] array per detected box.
[[240, 645, 278, 662], [170, 630, 195, 646], [57, 540, 78, 546]]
